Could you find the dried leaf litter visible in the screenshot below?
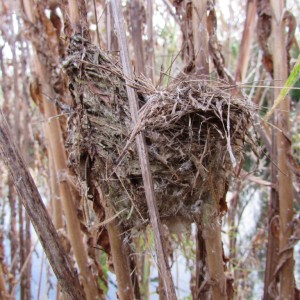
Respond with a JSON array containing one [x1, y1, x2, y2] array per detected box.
[[64, 35, 254, 231]]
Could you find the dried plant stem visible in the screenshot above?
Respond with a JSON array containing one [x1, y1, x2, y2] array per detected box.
[[202, 203, 227, 300], [111, 0, 177, 298], [263, 122, 279, 300], [68, 0, 80, 33], [68, 0, 89, 37], [129, 0, 145, 75], [48, 139, 63, 230], [18, 200, 26, 299], [21, 0, 101, 297], [271, 1, 295, 299], [192, 0, 209, 74], [193, 8, 209, 298], [92, 0, 101, 47], [106, 2, 118, 52], [146, 0, 155, 82], [192, 1, 228, 299], [0, 108, 85, 300], [0, 263, 8, 299], [36, 61, 100, 300], [37, 251, 45, 300], [8, 179, 18, 293], [235, 0, 257, 82], [11, 239, 39, 296], [97, 186, 134, 300]]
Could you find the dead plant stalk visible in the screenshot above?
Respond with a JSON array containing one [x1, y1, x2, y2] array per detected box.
[[111, 0, 177, 299], [271, 0, 295, 298], [0, 108, 85, 300]]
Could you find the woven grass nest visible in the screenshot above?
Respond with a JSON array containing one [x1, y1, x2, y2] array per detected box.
[[64, 35, 254, 231]]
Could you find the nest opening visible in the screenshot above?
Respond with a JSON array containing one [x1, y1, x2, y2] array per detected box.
[[64, 35, 254, 231]]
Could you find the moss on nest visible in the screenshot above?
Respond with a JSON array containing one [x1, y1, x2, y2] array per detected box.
[[64, 34, 254, 230]]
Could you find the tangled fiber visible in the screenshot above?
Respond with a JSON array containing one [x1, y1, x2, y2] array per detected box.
[[64, 35, 254, 230]]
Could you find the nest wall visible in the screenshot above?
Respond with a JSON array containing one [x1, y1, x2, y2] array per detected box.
[[64, 35, 253, 230]]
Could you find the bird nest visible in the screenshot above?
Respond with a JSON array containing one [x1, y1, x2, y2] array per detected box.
[[64, 35, 254, 230]]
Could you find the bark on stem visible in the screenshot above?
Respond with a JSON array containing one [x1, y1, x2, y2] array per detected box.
[[271, 1, 295, 298], [35, 60, 100, 300], [146, 0, 155, 82], [21, 0, 101, 297], [0, 263, 8, 300], [96, 186, 134, 300], [192, 1, 227, 299], [111, 0, 177, 299], [192, 0, 209, 74], [235, 0, 257, 82], [129, 0, 145, 75], [0, 108, 85, 300]]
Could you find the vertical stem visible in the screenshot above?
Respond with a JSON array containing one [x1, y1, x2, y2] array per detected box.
[[146, 0, 155, 82], [202, 203, 227, 299], [271, 1, 295, 298], [18, 199, 26, 300], [49, 154, 63, 230], [192, 0, 209, 74], [8, 180, 18, 293], [20, 28, 32, 300], [37, 252, 45, 300], [263, 124, 279, 300], [129, 0, 145, 75], [97, 184, 134, 300], [235, 0, 257, 82], [0, 108, 86, 300], [106, 1, 118, 53], [68, 0, 89, 37], [0, 230, 8, 300], [92, 0, 101, 47], [36, 66, 100, 300], [21, 0, 101, 297], [192, 1, 227, 299], [0, 264, 8, 300], [11, 16, 20, 145], [111, 0, 177, 298], [194, 227, 209, 300]]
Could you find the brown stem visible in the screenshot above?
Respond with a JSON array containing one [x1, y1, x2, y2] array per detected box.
[[0, 108, 86, 300], [235, 0, 257, 82], [97, 186, 134, 300], [146, 0, 155, 82], [0, 229, 8, 300], [194, 225, 209, 300], [263, 118, 279, 300], [8, 179, 18, 293], [202, 202, 227, 300], [106, 2, 118, 52], [35, 60, 100, 300], [111, 0, 177, 298], [21, 0, 102, 297], [0, 263, 8, 300], [49, 154, 63, 230], [271, 1, 295, 298], [192, 0, 209, 74], [129, 0, 145, 75]]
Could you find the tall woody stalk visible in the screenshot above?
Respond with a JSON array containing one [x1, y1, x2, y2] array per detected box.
[[111, 0, 177, 299], [0, 108, 85, 300], [235, 0, 257, 82], [129, 0, 145, 75], [21, 1, 101, 299], [271, 0, 295, 298], [192, 1, 227, 299]]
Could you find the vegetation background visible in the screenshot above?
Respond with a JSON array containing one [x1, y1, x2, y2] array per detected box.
[[0, 0, 299, 299]]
